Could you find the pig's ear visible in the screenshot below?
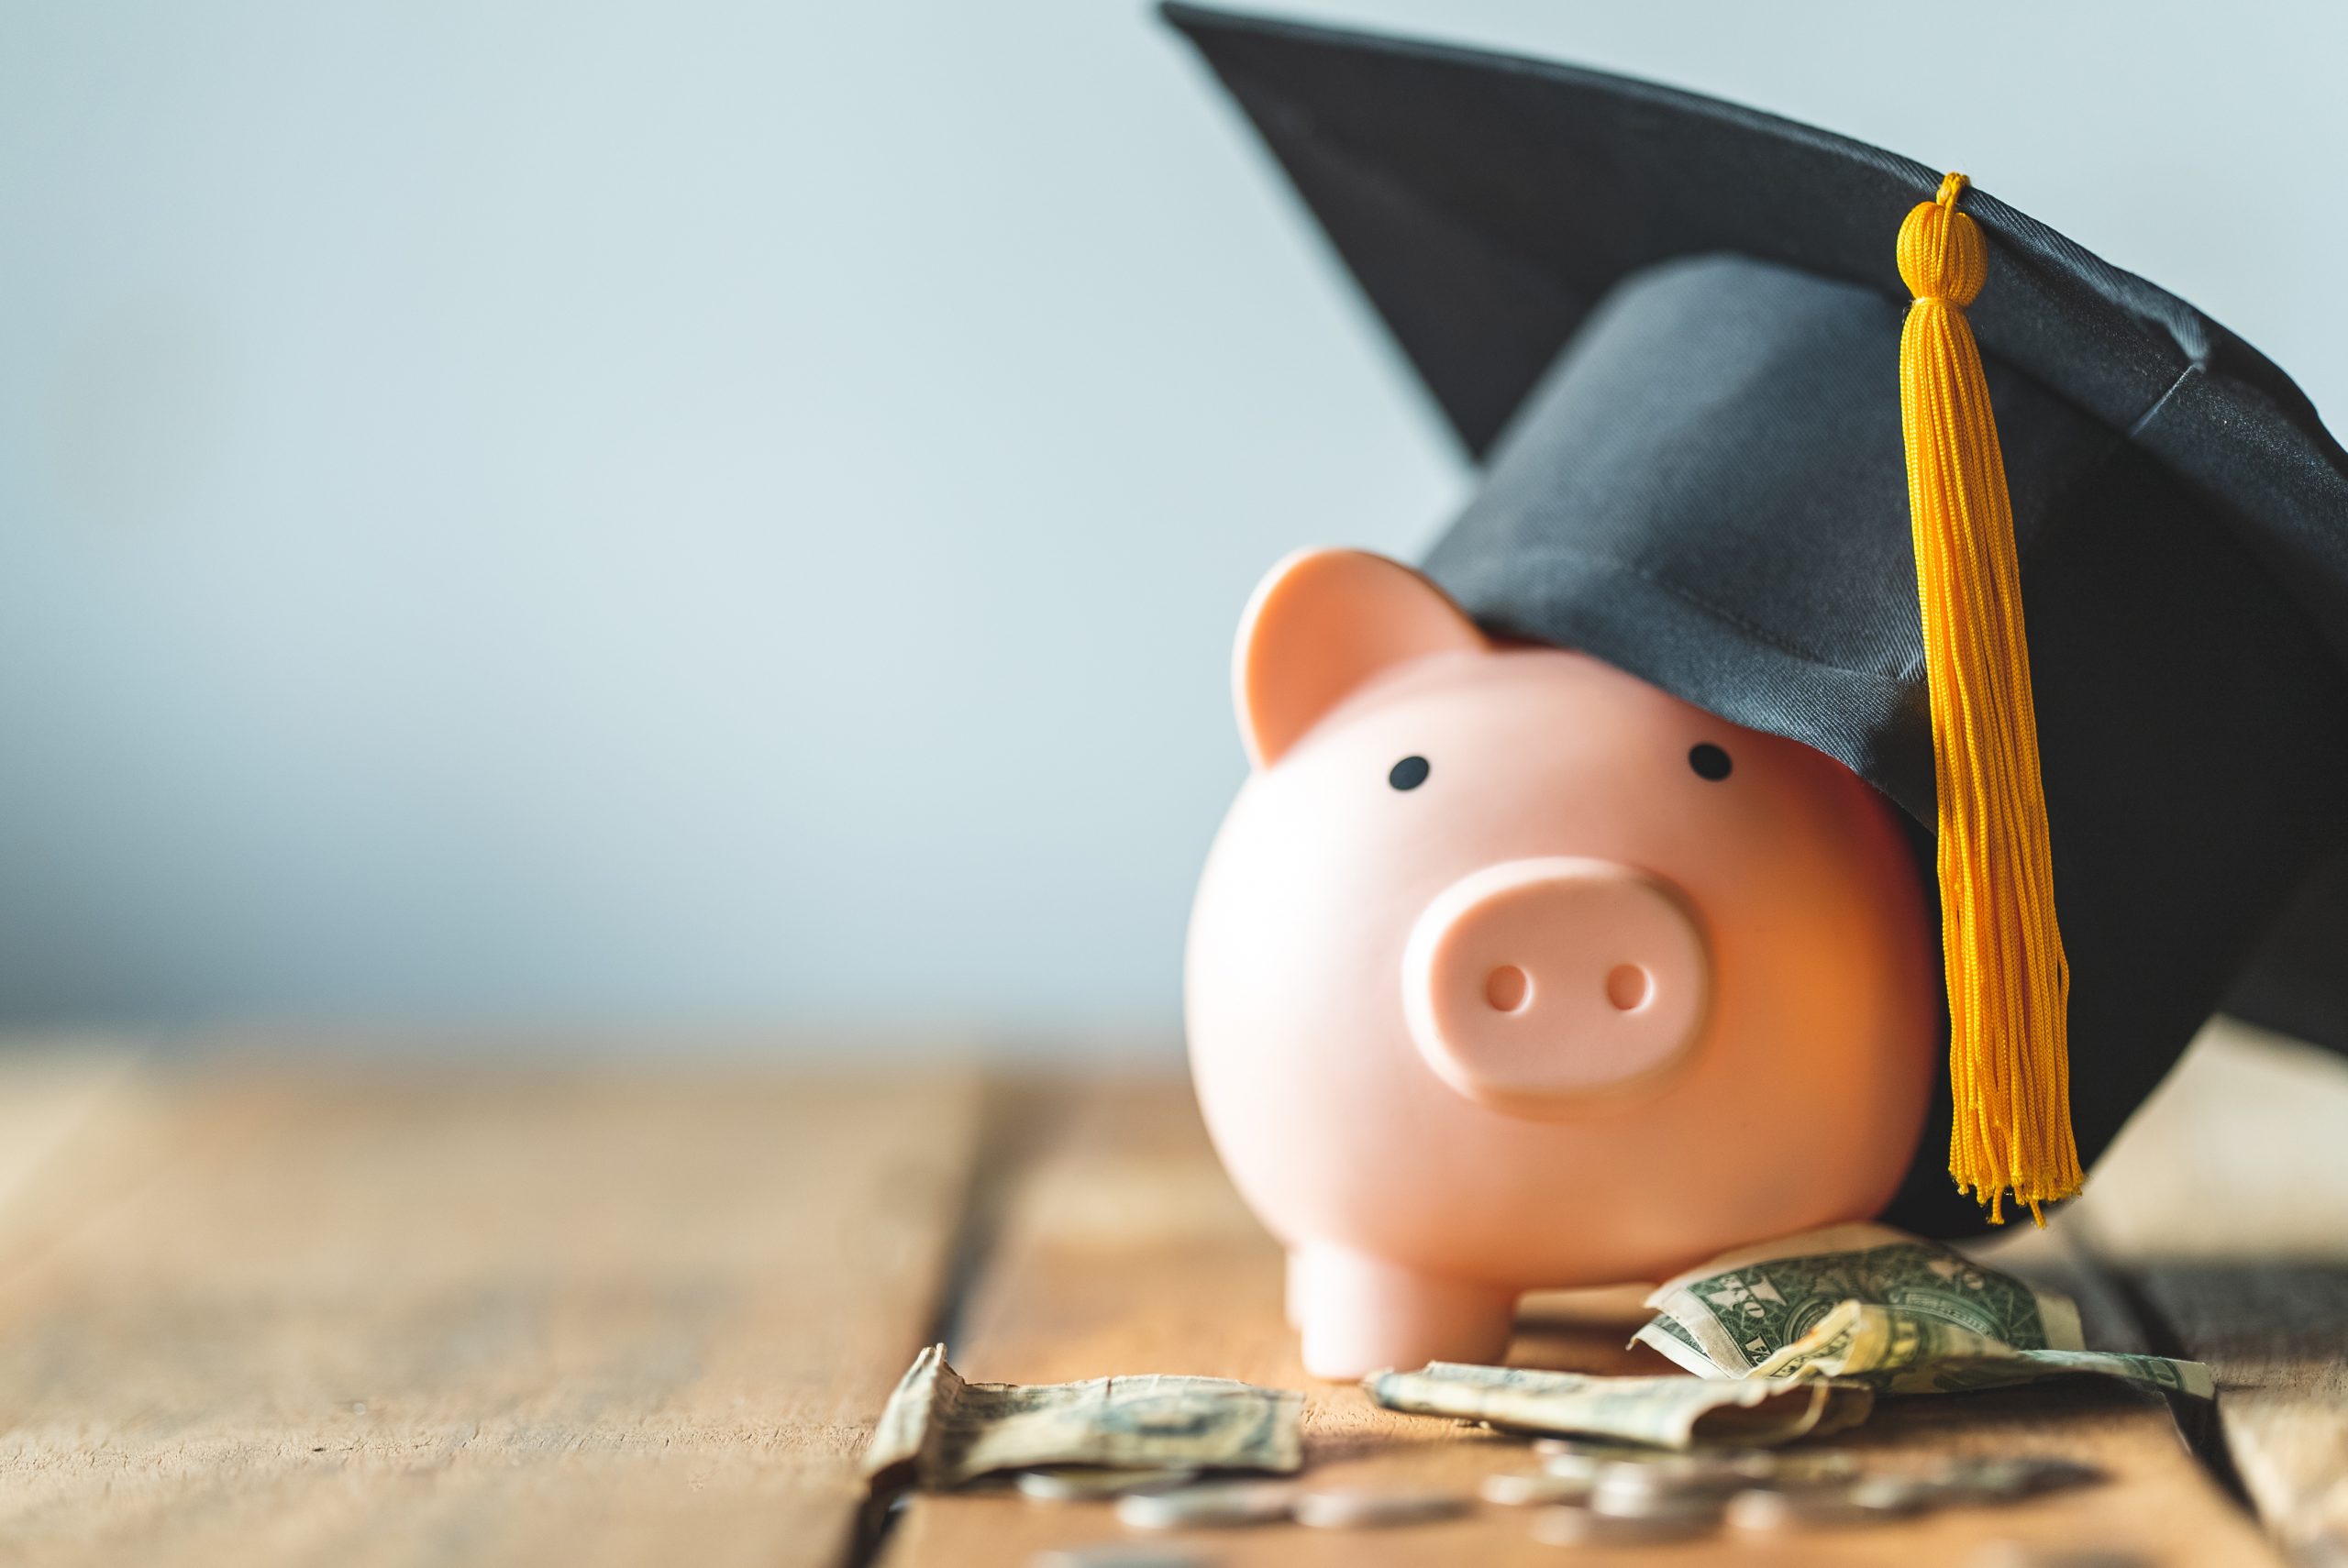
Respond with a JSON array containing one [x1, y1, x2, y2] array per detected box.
[[1234, 547, 1487, 768]]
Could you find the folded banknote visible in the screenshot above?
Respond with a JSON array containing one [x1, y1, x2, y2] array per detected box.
[[1634, 1223, 2212, 1398], [861, 1344, 1304, 1492]]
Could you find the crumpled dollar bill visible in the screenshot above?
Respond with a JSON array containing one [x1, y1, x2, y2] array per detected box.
[[860, 1344, 1304, 1492], [1632, 1223, 2213, 1398], [1363, 1361, 1873, 1449]]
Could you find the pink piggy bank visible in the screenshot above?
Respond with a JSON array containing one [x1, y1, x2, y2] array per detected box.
[[1185, 548, 1940, 1378]]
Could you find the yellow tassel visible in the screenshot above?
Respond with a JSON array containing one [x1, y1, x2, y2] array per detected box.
[[1897, 173, 2079, 1225]]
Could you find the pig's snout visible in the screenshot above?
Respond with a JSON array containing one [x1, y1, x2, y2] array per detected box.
[[1401, 857, 1711, 1115]]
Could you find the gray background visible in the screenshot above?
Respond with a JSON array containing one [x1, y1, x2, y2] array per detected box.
[[3, 1, 2340, 1046]]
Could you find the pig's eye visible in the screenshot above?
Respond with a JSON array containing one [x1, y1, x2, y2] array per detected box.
[[1389, 756, 1431, 790], [1689, 743, 1733, 781]]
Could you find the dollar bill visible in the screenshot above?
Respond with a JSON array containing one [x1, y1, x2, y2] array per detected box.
[[860, 1344, 1304, 1492], [1363, 1361, 1874, 1450], [1632, 1223, 2211, 1398], [1746, 1297, 2216, 1397]]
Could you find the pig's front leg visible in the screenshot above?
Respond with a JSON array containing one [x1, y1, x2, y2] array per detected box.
[[1287, 1242, 1516, 1380]]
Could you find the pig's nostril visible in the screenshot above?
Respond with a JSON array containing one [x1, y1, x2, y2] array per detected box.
[[1483, 966, 1531, 1013], [1605, 964, 1654, 1011]]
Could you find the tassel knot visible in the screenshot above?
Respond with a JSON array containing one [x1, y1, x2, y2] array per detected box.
[[1898, 174, 1987, 306]]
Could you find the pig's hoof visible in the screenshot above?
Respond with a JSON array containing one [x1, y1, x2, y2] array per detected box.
[[1292, 1245, 1516, 1380]]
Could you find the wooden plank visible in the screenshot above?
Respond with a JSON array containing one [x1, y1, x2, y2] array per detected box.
[[0, 1055, 986, 1568], [0, 1042, 140, 1206], [2054, 1019, 2348, 1562], [883, 1076, 2279, 1567]]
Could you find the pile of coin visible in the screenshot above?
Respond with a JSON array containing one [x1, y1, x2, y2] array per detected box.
[[1008, 1444, 2105, 1559], [1480, 1441, 2104, 1546]]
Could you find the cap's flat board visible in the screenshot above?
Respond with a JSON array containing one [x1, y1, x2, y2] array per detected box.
[[0, 1053, 984, 1568], [882, 1076, 2282, 1567]]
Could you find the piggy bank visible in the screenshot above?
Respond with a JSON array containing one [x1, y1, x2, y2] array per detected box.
[[1185, 548, 1940, 1378]]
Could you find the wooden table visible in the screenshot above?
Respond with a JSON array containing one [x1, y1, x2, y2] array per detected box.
[[0, 1020, 2341, 1566]]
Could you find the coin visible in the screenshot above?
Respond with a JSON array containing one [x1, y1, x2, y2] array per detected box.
[[1849, 1476, 1942, 1517], [1016, 1467, 1204, 1502], [1532, 1503, 1716, 1547], [1679, 1449, 1791, 1483], [1931, 1463, 2031, 1506], [1479, 1470, 1597, 1507], [1591, 1462, 1743, 1511], [1114, 1480, 1295, 1531], [1291, 1488, 1470, 1529], [1541, 1451, 1613, 1483], [1981, 1455, 2113, 1502], [1590, 1476, 1730, 1527], [1032, 1549, 1213, 1568], [1936, 1456, 2106, 1504], [1767, 1450, 1864, 1485], [1724, 1485, 1877, 1531]]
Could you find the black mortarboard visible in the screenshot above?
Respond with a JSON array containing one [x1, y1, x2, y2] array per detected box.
[[1167, 4, 2348, 1235]]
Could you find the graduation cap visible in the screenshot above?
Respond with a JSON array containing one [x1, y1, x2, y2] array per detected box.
[[1166, 4, 2348, 1234]]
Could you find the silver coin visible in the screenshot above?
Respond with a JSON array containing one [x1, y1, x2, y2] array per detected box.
[[1744, 1471, 1871, 1502], [1031, 1548, 1213, 1568], [1016, 1467, 1204, 1502], [1540, 1451, 1612, 1483], [1849, 1476, 1943, 1517], [1936, 1456, 2107, 1504], [1724, 1485, 1877, 1531], [1114, 1480, 1295, 1531], [1479, 1470, 1597, 1507], [1591, 1461, 1744, 1508], [1589, 1475, 1730, 1525], [1628, 1450, 1788, 1486], [1291, 1488, 1470, 1529], [1680, 1448, 1782, 1474], [1972, 1455, 2103, 1502], [1706, 1450, 1800, 1485], [1931, 1463, 2032, 1506], [1532, 1503, 1717, 1547], [1768, 1450, 1864, 1485]]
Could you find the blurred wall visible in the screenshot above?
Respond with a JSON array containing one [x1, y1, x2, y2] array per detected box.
[[3, 1, 2341, 1043]]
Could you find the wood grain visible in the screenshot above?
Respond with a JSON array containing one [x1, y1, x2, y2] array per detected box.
[[5, 1024, 2336, 1564], [883, 1075, 2282, 1568], [0, 1055, 985, 1568]]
